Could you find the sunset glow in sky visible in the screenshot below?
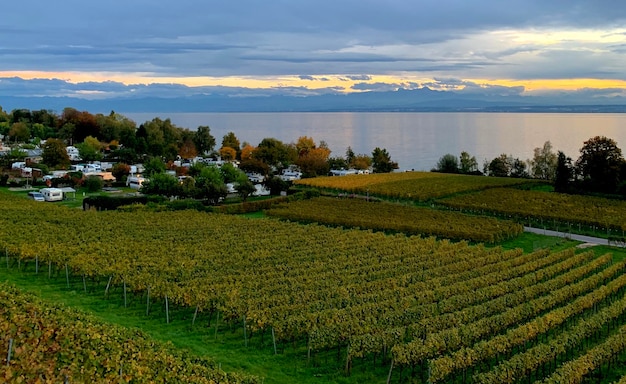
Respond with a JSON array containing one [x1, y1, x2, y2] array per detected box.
[[2, 1, 626, 101]]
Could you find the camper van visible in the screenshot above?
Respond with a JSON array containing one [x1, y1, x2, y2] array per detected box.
[[40, 188, 63, 202], [127, 176, 147, 190]]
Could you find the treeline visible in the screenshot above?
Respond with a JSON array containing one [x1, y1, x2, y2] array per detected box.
[[0, 106, 399, 180], [434, 138, 626, 196]]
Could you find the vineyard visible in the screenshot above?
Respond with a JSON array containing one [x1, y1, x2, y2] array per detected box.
[[265, 197, 523, 243], [294, 171, 542, 201], [437, 187, 626, 232], [0, 282, 256, 383], [2, 191, 626, 382]]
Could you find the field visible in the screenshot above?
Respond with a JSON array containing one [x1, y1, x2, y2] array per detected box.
[[294, 172, 542, 201], [3, 175, 626, 383], [437, 187, 626, 232], [265, 197, 523, 243]]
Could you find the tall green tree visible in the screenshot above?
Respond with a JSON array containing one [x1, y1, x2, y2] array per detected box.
[[434, 154, 459, 173], [140, 173, 181, 198], [487, 154, 511, 177], [42, 138, 70, 169], [8, 122, 30, 143], [371, 147, 398, 173], [459, 151, 479, 174], [575, 136, 624, 193], [194, 126, 216, 155], [194, 165, 227, 205], [254, 138, 296, 170], [531, 141, 558, 180], [222, 132, 241, 158], [76, 136, 103, 162], [554, 151, 573, 193]]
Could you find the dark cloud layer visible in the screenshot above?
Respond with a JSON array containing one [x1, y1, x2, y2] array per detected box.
[[2, 1, 625, 77]]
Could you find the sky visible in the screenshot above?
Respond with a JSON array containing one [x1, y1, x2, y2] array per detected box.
[[2, 0, 626, 101]]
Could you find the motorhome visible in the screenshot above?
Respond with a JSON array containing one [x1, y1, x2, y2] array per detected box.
[[40, 187, 64, 202]]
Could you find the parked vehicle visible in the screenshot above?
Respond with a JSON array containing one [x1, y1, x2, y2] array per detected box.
[[39, 187, 63, 202], [127, 176, 147, 190], [27, 191, 45, 201]]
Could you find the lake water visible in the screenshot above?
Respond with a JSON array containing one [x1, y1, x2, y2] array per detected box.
[[124, 112, 626, 171]]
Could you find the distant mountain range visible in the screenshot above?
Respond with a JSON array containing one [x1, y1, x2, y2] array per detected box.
[[3, 87, 626, 113]]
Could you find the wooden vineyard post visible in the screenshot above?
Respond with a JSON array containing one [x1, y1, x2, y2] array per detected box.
[[6, 338, 13, 366], [272, 327, 277, 355], [123, 279, 127, 308], [214, 312, 220, 339], [344, 345, 351, 375], [386, 360, 394, 384], [105, 276, 113, 298], [48, 260, 52, 279], [192, 305, 199, 327], [146, 286, 150, 316], [165, 294, 170, 324], [307, 335, 312, 364], [65, 264, 70, 288], [243, 315, 248, 347]]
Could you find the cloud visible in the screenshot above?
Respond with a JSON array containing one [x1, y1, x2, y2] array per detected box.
[[343, 75, 372, 81], [351, 81, 422, 92], [1, 1, 626, 85], [298, 75, 316, 81]]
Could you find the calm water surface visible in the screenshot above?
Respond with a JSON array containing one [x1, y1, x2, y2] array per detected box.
[[124, 112, 626, 171]]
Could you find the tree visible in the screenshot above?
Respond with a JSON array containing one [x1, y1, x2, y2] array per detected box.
[[179, 138, 198, 160], [84, 175, 104, 192], [459, 151, 479, 174], [143, 157, 166, 177], [487, 154, 511, 177], [327, 156, 348, 171], [111, 163, 131, 182], [8, 122, 30, 143], [510, 158, 529, 178], [240, 158, 270, 176], [435, 154, 459, 173], [76, 136, 103, 162], [297, 147, 331, 177], [194, 165, 227, 205], [219, 146, 237, 161], [194, 126, 216, 155], [254, 138, 296, 170], [575, 136, 624, 193], [222, 132, 241, 158], [60, 108, 99, 143], [42, 138, 70, 169], [554, 151, 573, 193], [235, 173, 256, 201], [264, 175, 289, 195], [372, 147, 398, 173], [0, 148, 27, 168], [295, 136, 316, 156], [220, 162, 242, 184], [345, 147, 355, 166], [351, 154, 372, 170], [241, 144, 255, 161], [530, 141, 558, 180], [140, 172, 181, 198]]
